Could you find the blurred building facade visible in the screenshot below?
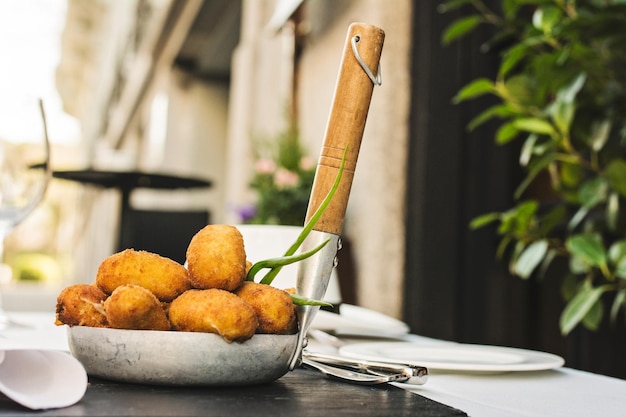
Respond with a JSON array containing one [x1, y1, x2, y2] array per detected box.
[[56, 0, 412, 318]]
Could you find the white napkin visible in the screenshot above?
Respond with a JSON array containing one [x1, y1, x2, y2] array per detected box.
[[0, 315, 87, 410]]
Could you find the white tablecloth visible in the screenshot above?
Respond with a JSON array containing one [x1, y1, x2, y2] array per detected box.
[[402, 366, 625, 417], [0, 312, 68, 351]]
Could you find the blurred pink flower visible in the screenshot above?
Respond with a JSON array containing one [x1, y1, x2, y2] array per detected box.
[[299, 156, 315, 171], [255, 158, 276, 174], [274, 168, 299, 188]]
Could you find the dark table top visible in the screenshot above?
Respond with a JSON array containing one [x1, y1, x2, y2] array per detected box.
[[52, 169, 212, 191], [0, 369, 467, 417], [52, 169, 213, 253]]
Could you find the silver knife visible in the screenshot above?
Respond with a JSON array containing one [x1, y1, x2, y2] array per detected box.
[[288, 23, 385, 370]]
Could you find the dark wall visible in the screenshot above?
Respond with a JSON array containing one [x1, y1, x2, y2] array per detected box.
[[403, 0, 626, 379]]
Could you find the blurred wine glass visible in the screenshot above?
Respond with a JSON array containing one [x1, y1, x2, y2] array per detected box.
[[0, 93, 51, 328]]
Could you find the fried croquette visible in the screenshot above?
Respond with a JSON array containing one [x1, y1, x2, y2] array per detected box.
[[55, 284, 108, 327], [169, 289, 258, 342], [185, 225, 247, 291], [235, 282, 297, 335], [96, 249, 191, 302], [104, 284, 170, 330]]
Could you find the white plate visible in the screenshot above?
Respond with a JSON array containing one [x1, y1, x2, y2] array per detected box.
[[311, 304, 410, 338], [339, 341, 565, 373]]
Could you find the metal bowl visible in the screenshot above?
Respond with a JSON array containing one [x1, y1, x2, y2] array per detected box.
[[67, 326, 298, 386]]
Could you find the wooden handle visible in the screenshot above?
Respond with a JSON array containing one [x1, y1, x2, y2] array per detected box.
[[305, 23, 385, 235]]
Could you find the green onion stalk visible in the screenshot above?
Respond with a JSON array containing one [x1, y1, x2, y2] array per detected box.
[[245, 146, 348, 307]]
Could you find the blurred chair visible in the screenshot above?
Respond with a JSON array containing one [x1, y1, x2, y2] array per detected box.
[[52, 169, 212, 265], [122, 209, 210, 264]]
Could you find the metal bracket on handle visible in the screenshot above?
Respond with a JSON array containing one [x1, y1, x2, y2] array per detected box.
[[351, 35, 382, 86]]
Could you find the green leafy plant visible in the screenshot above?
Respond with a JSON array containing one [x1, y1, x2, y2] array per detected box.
[[441, 0, 626, 334], [245, 127, 316, 226]]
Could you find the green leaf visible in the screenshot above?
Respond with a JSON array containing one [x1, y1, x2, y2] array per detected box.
[[560, 285, 605, 335], [469, 212, 501, 229], [498, 200, 539, 235], [557, 73, 586, 104], [566, 234, 608, 270], [537, 204, 567, 236], [514, 239, 548, 279], [610, 289, 626, 323], [468, 104, 515, 131], [512, 118, 557, 136], [560, 161, 583, 188], [519, 134, 539, 167], [567, 206, 589, 231], [555, 43, 571, 66], [496, 122, 519, 144], [500, 74, 534, 106], [502, 0, 520, 17], [550, 99, 575, 135], [614, 257, 626, 280], [550, 74, 586, 135], [496, 235, 512, 259], [604, 159, 626, 197], [588, 119, 611, 152], [499, 43, 529, 78], [569, 251, 591, 274], [453, 78, 494, 103], [514, 152, 557, 199], [561, 273, 580, 301], [607, 192, 619, 232], [532, 5, 563, 34], [578, 177, 608, 209], [509, 240, 527, 275], [582, 298, 604, 331], [608, 240, 626, 273], [442, 15, 484, 45]]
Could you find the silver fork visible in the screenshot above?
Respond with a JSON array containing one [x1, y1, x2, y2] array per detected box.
[[301, 358, 412, 385]]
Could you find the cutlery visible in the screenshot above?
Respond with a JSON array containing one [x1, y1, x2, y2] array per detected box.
[[301, 358, 411, 385], [303, 350, 428, 385]]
